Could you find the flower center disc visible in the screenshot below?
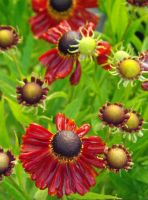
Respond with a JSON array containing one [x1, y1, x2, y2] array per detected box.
[[106, 148, 127, 169], [125, 113, 140, 130], [0, 153, 9, 172], [118, 59, 141, 79], [49, 0, 72, 12], [52, 130, 82, 157], [22, 82, 42, 104], [58, 31, 81, 55], [79, 37, 96, 55], [103, 105, 125, 125], [0, 29, 13, 47]]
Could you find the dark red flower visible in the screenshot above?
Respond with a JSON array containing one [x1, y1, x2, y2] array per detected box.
[[0, 148, 15, 180], [127, 0, 148, 7], [97, 41, 112, 70], [19, 113, 106, 198], [39, 21, 85, 85], [141, 81, 148, 91], [139, 50, 148, 72], [30, 0, 99, 38]]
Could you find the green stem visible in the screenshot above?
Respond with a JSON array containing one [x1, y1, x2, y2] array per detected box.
[[105, 127, 111, 142], [10, 52, 23, 79], [61, 195, 68, 200]]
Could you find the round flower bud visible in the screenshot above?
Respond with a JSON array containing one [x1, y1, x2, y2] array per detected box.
[[99, 103, 129, 127], [104, 144, 133, 173], [0, 148, 15, 180], [0, 26, 20, 51], [118, 59, 141, 80], [16, 76, 48, 106]]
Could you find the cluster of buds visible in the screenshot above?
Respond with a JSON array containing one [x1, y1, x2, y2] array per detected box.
[[99, 102, 144, 143]]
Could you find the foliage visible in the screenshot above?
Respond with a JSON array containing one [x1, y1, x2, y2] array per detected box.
[[0, 0, 148, 200]]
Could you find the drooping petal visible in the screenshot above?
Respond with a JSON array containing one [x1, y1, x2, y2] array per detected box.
[[77, 159, 97, 185], [63, 163, 76, 195], [30, 11, 57, 37], [37, 158, 58, 189], [70, 60, 82, 85], [48, 163, 63, 196], [44, 57, 74, 84], [39, 48, 59, 68], [69, 163, 89, 195]]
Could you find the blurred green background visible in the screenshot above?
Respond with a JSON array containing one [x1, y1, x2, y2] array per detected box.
[[0, 0, 148, 199]]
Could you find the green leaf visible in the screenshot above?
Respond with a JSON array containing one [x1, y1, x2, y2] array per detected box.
[[69, 192, 121, 200], [1, 179, 26, 200], [6, 97, 32, 126], [46, 91, 68, 101], [141, 36, 148, 51], [22, 32, 34, 75], [33, 189, 48, 200], [0, 73, 15, 97], [124, 16, 147, 44], [0, 98, 10, 147], [110, 0, 128, 40]]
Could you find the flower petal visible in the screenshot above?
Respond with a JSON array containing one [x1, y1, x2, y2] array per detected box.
[[76, 124, 91, 137], [40, 20, 71, 43], [32, 0, 47, 12], [82, 136, 105, 154], [81, 154, 106, 168], [55, 113, 77, 132], [69, 163, 89, 195], [30, 11, 56, 37], [70, 60, 82, 85], [45, 56, 74, 84], [39, 48, 59, 67], [77, 0, 98, 8]]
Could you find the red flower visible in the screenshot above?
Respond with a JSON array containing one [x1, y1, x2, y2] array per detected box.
[[127, 0, 148, 7], [39, 21, 85, 85], [97, 41, 112, 70], [30, 0, 99, 38], [141, 81, 148, 91], [19, 113, 106, 198]]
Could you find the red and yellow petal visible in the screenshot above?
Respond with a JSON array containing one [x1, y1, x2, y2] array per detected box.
[[76, 124, 91, 137], [55, 113, 78, 132]]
